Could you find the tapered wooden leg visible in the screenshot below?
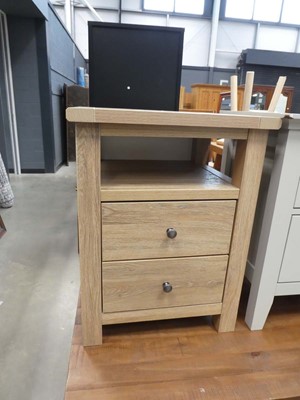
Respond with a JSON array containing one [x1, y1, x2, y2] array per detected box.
[[215, 129, 269, 332], [76, 123, 102, 345]]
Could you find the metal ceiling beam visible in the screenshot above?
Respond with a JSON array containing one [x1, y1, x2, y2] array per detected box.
[[64, 0, 72, 33], [78, 0, 103, 21], [208, 0, 221, 68]]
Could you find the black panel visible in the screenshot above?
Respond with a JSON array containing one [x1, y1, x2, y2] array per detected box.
[[0, 0, 45, 18], [47, 5, 86, 170], [8, 16, 46, 171], [35, 19, 56, 173], [181, 67, 209, 91], [241, 49, 300, 68], [88, 22, 184, 111], [238, 50, 300, 113]]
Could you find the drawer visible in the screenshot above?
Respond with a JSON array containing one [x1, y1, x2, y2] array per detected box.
[[103, 255, 228, 313], [102, 200, 236, 261]]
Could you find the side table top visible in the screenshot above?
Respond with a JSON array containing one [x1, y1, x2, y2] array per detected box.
[[66, 107, 283, 131]]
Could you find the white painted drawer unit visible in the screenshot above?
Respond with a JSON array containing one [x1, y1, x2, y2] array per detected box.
[[246, 116, 300, 330], [66, 107, 282, 345]]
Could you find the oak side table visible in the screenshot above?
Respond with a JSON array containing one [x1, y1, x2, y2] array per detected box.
[[66, 107, 282, 346]]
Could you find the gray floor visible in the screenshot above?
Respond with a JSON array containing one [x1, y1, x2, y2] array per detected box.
[[0, 164, 80, 400]]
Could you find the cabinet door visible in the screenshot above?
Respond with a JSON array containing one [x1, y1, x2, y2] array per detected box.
[[278, 215, 300, 282], [198, 88, 220, 112]]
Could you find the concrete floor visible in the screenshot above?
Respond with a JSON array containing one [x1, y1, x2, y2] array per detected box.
[[0, 164, 80, 400]]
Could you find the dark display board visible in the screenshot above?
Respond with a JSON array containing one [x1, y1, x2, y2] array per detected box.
[[88, 22, 184, 111]]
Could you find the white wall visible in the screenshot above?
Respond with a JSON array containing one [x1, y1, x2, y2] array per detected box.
[[256, 25, 298, 52], [74, 9, 119, 57], [215, 21, 256, 68], [169, 16, 211, 67]]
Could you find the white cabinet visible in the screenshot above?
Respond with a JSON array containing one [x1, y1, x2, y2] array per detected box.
[[294, 181, 300, 208], [245, 116, 300, 330], [278, 216, 300, 283]]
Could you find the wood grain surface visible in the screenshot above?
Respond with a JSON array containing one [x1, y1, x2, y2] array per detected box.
[[66, 107, 283, 130], [76, 123, 102, 346], [101, 161, 239, 201], [64, 283, 300, 400], [102, 255, 228, 312], [102, 201, 236, 261], [99, 124, 248, 139], [101, 302, 223, 325], [216, 130, 269, 332]]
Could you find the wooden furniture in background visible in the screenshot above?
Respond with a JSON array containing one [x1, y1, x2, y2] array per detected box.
[[189, 83, 294, 114], [66, 106, 282, 346], [199, 82, 294, 170], [219, 85, 293, 113], [65, 85, 89, 162], [254, 84, 294, 112], [191, 84, 245, 112], [180, 87, 193, 110], [209, 139, 224, 170], [179, 86, 185, 109], [245, 115, 300, 330], [182, 92, 193, 109]]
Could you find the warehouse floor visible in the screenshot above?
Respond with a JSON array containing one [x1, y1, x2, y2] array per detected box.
[[0, 164, 79, 400]]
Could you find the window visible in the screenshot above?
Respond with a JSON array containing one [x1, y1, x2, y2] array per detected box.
[[144, 0, 205, 15], [144, 0, 173, 13], [253, 0, 282, 23], [175, 0, 204, 15], [224, 0, 300, 25], [281, 0, 300, 24], [225, 0, 254, 19]]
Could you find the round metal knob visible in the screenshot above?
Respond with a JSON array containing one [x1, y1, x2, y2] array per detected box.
[[162, 282, 172, 293], [166, 228, 177, 239]]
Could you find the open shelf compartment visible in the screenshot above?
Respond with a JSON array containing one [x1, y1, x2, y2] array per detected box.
[[101, 160, 239, 202]]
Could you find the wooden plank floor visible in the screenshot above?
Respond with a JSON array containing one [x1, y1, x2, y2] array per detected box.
[[64, 283, 300, 400]]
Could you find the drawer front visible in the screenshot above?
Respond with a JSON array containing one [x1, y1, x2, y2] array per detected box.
[[103, 255, 228, 313], [102, 201, 236, 261]]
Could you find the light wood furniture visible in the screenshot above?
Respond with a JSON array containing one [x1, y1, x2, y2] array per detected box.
[[209, 139, 224, 170], [66, 107, 282, 346], [267, 76, 287, 112], [191, 83, 294, 114], [245, 115, 300, 330], [191, 84, 245, 112], [179, 86, 185, 109]]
